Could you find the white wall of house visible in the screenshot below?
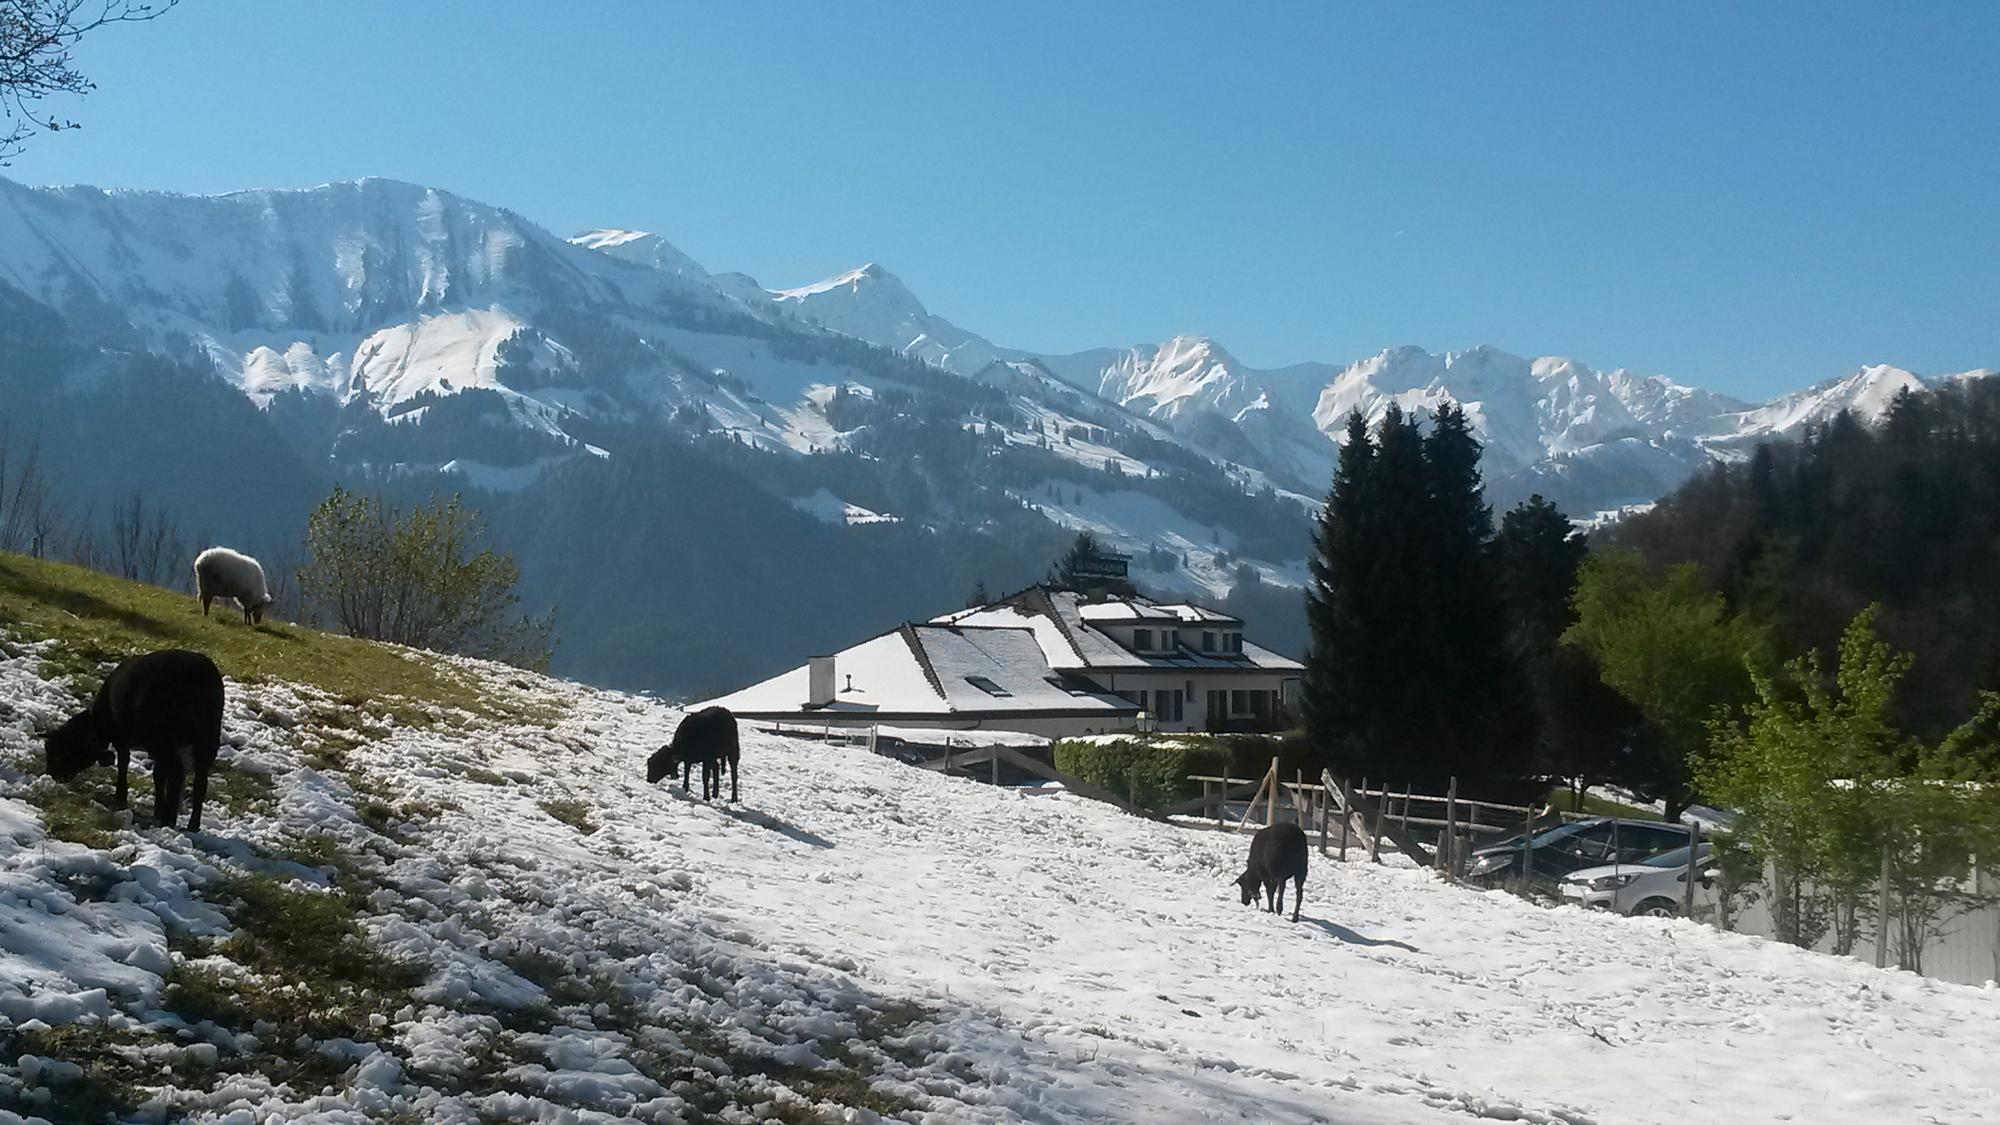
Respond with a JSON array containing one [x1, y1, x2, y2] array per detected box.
[[1094, 671, 1295, 733]]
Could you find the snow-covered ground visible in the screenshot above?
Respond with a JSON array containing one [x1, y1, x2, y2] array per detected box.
[[1, 636, 1996, 1123]]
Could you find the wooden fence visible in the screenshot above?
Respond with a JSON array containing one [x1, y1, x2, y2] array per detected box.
[[1180, 759, 1594, 887]]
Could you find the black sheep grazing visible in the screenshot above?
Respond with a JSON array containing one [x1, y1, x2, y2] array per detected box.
[[43, 649, 225, 831], [1236, 822, 1310, 922], [647, 706, 739, 802]]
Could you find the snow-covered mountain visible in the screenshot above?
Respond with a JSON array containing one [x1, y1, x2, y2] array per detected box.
[[2, 171, 1989, 578], [764, 270, 1992, 516], [0, 175, 1318, 613]]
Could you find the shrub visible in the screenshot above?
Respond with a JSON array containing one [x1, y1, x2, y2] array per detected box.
[[1052, 736, 1229, 807]]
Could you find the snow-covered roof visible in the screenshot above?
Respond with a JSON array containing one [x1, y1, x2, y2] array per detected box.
[[1156, 604, 1241, 625], [702, 623, 1138, 720], [1077, 599, 1181, 623], [935, 587, 1300, 674]]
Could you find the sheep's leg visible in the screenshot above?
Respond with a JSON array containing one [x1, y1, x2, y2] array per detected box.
[[1290, 877, 1303, 922], [153, 756, 183, 829], [187, 759, 209, 832], [681, 759, 692, 792], [1274, 881, 1286, 917], [200, 593, 212, 617], [113, 742, 131, 809], [730, 758, 738, 803]]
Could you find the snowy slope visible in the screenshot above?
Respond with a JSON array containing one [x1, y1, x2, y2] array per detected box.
[[3, 635, 1995, 1123]]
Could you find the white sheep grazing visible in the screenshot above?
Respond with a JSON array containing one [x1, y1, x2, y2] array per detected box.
[[193, 547, 275, 625]]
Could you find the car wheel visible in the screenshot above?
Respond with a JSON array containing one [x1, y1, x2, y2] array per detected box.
[[1634, 897, 1678, 918]]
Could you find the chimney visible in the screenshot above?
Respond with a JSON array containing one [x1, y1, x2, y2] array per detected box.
[[808, 655, 836, 706]]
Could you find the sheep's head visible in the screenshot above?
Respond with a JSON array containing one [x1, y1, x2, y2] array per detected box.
[[250, 594, 275, 625], [646, 745, 678, 784], [1235, 869, 1260, 906], [44, 711, 111, 781]]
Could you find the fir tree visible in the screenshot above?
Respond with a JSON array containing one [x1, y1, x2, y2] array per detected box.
[[1302, 409, 1376, 761]]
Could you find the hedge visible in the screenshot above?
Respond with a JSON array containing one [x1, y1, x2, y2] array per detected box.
[[1051, 737, 1231, 808]]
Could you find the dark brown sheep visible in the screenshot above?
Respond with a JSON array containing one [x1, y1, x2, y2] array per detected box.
[[44, 649, 225, 831], [647, 706, 739, 802], [1236, 822, 1309, 922]]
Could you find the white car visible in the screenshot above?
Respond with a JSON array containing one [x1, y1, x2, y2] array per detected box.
[[1558, 842, 1714, 917]]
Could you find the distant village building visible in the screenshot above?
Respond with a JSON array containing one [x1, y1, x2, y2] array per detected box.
[[703, 582, 1303, 739]]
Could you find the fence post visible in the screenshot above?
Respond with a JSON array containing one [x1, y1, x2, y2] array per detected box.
[[1442, 777, 1459, 881], [1400, 784, 1412, 834], [1317, 783, 1329, 855], [1266, 757, 1279, 828], [1367, 782, 1385, 864], [991, 747, 1000, 787], [1338, 783, 1351, 858], [1520, 806, 1534, 897], [1875, 837, 1893, 969], [1683, 819, 1700, 917]]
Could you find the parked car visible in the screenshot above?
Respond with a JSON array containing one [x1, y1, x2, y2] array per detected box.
[[1462, 817, 1695, 891], [1558, 841, 1716, 917]]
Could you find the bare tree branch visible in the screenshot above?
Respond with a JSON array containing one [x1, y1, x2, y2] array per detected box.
[[0, 0, 179, 164]]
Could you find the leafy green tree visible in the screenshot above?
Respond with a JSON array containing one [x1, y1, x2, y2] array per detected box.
[[300, 486, 553, 669], [1566, 549, 1767, 818], [1700, 608, 1905, 949], [1702, 608, 2000, 963]]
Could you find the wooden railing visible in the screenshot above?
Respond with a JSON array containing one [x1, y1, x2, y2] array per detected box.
[[1181, 760, 1589, 882]]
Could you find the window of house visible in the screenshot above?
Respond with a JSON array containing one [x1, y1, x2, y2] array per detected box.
[[1231, 690, 1249, 714], [963, 675, 1011, 697], [1225, 633, 1244, 653], [1153, 689, 1184, 722], [1202, 631, 1216, 652], [1134, 628, 1154, 651]]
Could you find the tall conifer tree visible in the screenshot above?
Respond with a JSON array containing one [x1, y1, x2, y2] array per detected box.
[[1303, 409, 1375, 759]]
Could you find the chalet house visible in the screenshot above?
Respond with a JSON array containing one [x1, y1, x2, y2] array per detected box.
[[702, 584, 1303, 739]]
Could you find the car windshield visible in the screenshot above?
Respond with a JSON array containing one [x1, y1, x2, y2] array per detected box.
[[1638, 845, 1708, 869], [1486, 821, 1596, 852]]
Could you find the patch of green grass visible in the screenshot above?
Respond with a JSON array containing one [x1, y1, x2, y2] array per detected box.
[[539, 798, 598, 835], [673, 1018, 924, 1123], [207, 764, 279, 817], [166, 872, 424, 1045], [1545, 785, 1669, 822], [0, 1023, 172, 1124], [25, 781, 123, 849], [0, 550, 514, 726]]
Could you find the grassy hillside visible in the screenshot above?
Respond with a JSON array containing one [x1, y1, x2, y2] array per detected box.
[[0, 550, 523, 725]]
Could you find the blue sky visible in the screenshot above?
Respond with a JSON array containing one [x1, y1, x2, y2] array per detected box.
[[11, 2, 1997, 398]]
